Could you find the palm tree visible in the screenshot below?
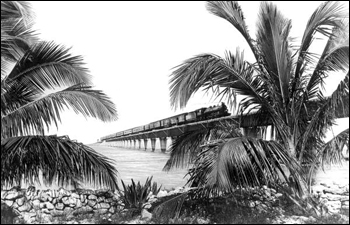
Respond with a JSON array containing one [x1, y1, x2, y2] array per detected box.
[[1, 1, 119, 190], [166, 1, 349, 196]]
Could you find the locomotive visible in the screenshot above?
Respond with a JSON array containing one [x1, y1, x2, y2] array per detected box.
[[101, 102, 230, 141]]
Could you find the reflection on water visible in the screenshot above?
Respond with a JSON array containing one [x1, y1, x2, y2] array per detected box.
[[90, 145, 189, 190]]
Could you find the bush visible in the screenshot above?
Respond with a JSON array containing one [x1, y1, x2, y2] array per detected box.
[[120, 176, 161, 215]]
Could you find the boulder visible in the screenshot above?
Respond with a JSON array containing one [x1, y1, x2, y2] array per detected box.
[[71, 193, 80, 199], [4, 190, 23, 200], [46, 202, 55, 210], [18, 203, 32, 212], [16, 197, 25, 206], [88, 194, 97, 200], [55, 203, 65, 210], [3, 200, 13, 207], [157, 190, 168, 198], [99, 203, 110, 209], [88, 200, 97, 207], [141, 209, 152, 220]]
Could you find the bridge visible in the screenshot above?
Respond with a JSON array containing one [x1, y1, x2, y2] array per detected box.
[[100, 97, 348, 153], [100, 113, 274, 153]]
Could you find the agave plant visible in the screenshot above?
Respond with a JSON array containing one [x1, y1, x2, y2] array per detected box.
[[120, 176, 161, 213], [166, 1, 349, 197], [1, 1, 119, 190]]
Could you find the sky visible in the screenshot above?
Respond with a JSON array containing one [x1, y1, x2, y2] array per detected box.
[[28, 1, 349, 144]]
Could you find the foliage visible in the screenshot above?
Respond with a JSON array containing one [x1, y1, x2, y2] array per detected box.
[[1, 1, 119, 190], [120, 176, 161, 214], [166, 1, 349, 199]]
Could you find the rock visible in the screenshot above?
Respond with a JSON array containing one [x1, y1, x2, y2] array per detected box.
[[275, 193, 283, 198], [105, 197, 114, 203], [97, 196, 105, 202], [58, 187, 71, 197], [88, 200, 97, 207], [4, 190, 22, 200], [46, 202, 55, 210], [12, 202, 19, 209], [141, 209, 152, 220], [3, 200, 13, 207], [99, 203, 110, 209], [40, 214, 53, 223], [16, 197, 25, 206], [52, 198, 57, 205], [94, 208, 108, 214], [71, 193, 80, 199], [62, 196, 70, 205], [157, 190, 167, 198], [80, 194, 86, 203], [55, 203, 65, 210], [80, 189, 95, 195], [109, 207, 115, 213], [63, 207, 74, 219], [76, 199, 82, 208], [88, 194, 97, 200], [51, 209, 65, 217], [18, 203, 32, 212], [39, 202, 46, 209], [324, 188, 345, 195], [32, 199, 40, 209], [326, 194, 349, 201], [40, 192, 50, 202], [69, 198, 77, 207], [22, 212, 37, 221]]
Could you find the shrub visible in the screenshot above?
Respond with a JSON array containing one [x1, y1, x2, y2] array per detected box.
[[120, 176, 161, 215]]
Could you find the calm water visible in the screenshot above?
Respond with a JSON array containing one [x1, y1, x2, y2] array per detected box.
[[90, 144, 189, 190]]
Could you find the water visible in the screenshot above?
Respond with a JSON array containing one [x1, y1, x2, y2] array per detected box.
[[90, 144, 189, 190]]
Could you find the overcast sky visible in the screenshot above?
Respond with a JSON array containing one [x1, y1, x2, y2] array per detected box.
[[29, 1, 349, 144]]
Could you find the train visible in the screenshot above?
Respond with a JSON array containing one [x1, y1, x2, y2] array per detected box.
[[100, 102, 230, 141]]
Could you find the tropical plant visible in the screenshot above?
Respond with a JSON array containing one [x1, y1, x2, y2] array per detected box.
[[166, 0, 349, 197], [120, 176, 161, 214], [1, 1, 119, 190]]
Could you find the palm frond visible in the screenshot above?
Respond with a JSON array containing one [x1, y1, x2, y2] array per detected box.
[[187, 136, 304, 196], [1, 1, 36, 62], [5, 41, 91, 86], [256, 1, 293, 113], [206, 1, 259, 61], [1, 1, 34, 25], [153, 192, 188, 220], [306, 21, 349, 100], [1, 135, 119, 190], [293, 1, 346, 91], [164, 120, 241, 171], [2, 84, 118, 138], [298, 72, 349, 161]]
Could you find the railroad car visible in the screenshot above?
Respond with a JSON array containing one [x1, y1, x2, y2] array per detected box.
[[185, 111, 197, 122], [177, 113, 187, 124]]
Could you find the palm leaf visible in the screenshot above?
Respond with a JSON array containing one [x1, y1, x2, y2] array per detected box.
[[206, 1, 259, 61], [2, 84, 118, 138], [187, 136, 304, 196], [5, 41, 90, 84], [1, 135, 119, 190], [293, 1, 346, 93], [256, 1, 293, 111]]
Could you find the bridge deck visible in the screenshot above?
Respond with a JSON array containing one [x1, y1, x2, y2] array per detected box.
[[105, 113, 271, 141]]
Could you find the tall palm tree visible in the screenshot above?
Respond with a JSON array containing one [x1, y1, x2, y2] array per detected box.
[[166, 1, 349, 195], [1, 1, 119, 190]]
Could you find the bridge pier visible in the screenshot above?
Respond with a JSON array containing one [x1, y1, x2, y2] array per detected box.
[[151, 138, 156, 152], [160, 137, 167, 153], [143, 139, 148, 150], [138, 139, 141, 149]]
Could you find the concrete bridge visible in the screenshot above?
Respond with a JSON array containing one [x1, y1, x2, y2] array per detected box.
[[100, 113, 275, 153]]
